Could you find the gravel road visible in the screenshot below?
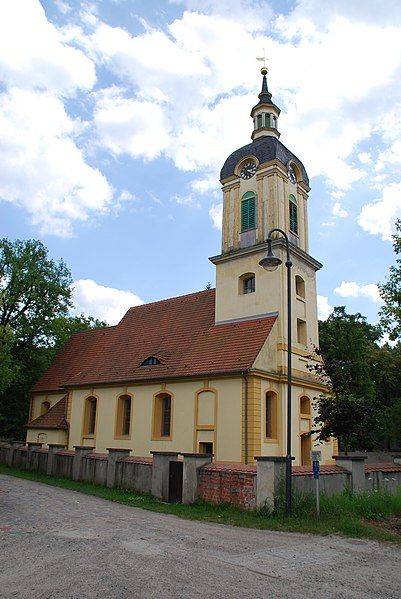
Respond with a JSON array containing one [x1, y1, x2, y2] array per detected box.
[[0, 475, 400, 598]]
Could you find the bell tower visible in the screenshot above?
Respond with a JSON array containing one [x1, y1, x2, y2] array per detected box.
[[210, 68, 322, 361]]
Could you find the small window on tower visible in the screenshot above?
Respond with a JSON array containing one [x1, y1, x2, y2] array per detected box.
[[257, 114, 263, 129], [241, 192, 256, 231], [243, 276, 255, 294], [265, 113, 270, 127]]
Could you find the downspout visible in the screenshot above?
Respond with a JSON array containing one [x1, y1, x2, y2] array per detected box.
[[242, 372, 249, 465]]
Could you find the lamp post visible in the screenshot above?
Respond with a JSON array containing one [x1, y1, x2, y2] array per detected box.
[[259, 228, 293, 516]]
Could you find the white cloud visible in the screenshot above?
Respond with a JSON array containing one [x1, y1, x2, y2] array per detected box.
[[0, 88, 113, 236], [209, 203, 223, 230], [358, 151, 372, 164], [358, 182, 401, 241], [317, 295, 333, 320], [55, 0, 72, 15], [72, 279, 144, 325], [0, 0, 95, 95], [332, 201, 348, 218], [94, 88, 171, 160], [334, 281, 382, 303]]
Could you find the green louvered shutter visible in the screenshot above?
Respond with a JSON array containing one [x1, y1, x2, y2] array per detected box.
[[248, 198, 256, 229], [241, 193, 256, 231], [289, 194, 298, 234]]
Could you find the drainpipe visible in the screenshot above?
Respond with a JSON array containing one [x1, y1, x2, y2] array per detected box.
[[242, 372, 249, 465]]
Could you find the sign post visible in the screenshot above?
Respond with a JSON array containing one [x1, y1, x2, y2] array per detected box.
[[310, 450, 322, 517]]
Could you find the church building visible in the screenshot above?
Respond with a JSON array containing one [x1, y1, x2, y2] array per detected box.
[[26, 69, 335, 466]]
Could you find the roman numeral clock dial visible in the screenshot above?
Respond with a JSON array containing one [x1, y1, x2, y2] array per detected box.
[[240, 161, 257, 179]]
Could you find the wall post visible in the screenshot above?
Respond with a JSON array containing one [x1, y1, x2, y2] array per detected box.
[[7, 441, 24, 467], [393, 454, 401, 465], [255, 456, 287, 511], [151, 451, 179, 501], [181, 453, 213, 504], [46, 443, 66, 476], [27, 442, 43, 470], [334, 455, 367, 492], [106, 448, 132, 488], [72, 446, 94, 481]]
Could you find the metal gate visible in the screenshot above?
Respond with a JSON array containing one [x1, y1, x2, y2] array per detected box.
[[168, 460, 183, 503]]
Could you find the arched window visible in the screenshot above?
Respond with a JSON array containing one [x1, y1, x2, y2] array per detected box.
[[83, 396, 97, 436], [257, 114, 263, 129], [295, 275, 305, 298], [265, 391, 278, 439], [241, 192, 256, 232], [239, 273, 255, 295], [265, 113, 271, 127], [300, 396, 311, 415], [289, 194, 298, 235], [141, 356, 161, 366], [40, 401, 50, 415], [153, 393, 172, 438], [116, 394, 132, 437]]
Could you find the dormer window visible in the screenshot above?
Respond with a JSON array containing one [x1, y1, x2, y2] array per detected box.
[[141, 356, 161, 366]]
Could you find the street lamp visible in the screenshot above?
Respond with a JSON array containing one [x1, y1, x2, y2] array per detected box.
[[259, 228, 293, 516]]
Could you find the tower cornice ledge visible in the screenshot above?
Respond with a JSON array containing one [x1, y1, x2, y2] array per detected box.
[[209, 238, 322, 272]]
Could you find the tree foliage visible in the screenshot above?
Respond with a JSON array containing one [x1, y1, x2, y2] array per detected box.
[[0, 238, 106, 439], [312, 307, 401, 452], [379, 219, 401, 340]]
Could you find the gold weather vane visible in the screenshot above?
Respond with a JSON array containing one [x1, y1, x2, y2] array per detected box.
[[256, 48, 268, 74]]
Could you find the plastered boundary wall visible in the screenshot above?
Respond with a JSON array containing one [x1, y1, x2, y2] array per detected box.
[[1, 443, 401, 511]]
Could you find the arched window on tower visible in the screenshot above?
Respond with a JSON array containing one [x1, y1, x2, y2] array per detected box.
[[241, 192, 256, 232], [257, 114, 263, 129], [239, 273, 256, 294], [289, 194, 298, 235], [295, 275, 305, 298], [265, 113, 271, 127]]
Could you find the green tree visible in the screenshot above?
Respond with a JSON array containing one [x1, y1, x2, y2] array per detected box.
[[312, 307, 387, 452], [379, 219, 401, 340], [0, 239, 106, 439]]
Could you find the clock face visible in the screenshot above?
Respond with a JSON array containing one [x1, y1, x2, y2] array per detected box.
[[288, 165, 297, 184], [240, 161, 257, 180]]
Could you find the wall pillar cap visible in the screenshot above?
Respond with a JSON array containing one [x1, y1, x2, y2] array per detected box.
[[254, 456, 294, 462], [334, 455, 367, 461], [106, 447, 133, 453], [181, 452, 213, 458], [73, 445, 95, 450], [151, 451, 179, 456]]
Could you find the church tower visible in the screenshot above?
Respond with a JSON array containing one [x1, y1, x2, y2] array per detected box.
[[210, 67, 322, 378]]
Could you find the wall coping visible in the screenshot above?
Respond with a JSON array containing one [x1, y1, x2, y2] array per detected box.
[[334, 455, 367, 461], [254, 456, 293, 462], [106, 448, 133, 453], [73, 445, 95, 450], [48, 443, 66, 448], [151, 451, 179, 456], [181, 453, 213, 458]]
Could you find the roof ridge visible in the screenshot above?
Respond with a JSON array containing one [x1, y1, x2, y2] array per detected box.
[[125, 288, 215, 313]]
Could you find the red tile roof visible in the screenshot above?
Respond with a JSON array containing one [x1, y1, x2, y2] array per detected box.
[[26, 396, 68, 430], [292, 464, 347, 476], [365, 463, 401, 473], [32, 289, 277, 393]]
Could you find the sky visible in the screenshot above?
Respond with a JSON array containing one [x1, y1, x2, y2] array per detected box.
[[1, 0, 401, 328]]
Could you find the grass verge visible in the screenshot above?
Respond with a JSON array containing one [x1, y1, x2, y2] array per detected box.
[[1, 464, 400, 544]]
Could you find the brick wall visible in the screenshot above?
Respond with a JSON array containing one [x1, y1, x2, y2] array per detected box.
[[198, 463, 257, 510]]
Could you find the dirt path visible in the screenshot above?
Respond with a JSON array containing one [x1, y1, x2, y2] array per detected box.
[[0, 475, 400, 598]]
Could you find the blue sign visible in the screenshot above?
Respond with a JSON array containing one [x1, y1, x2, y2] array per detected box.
[[313, 460, 320, 479]]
